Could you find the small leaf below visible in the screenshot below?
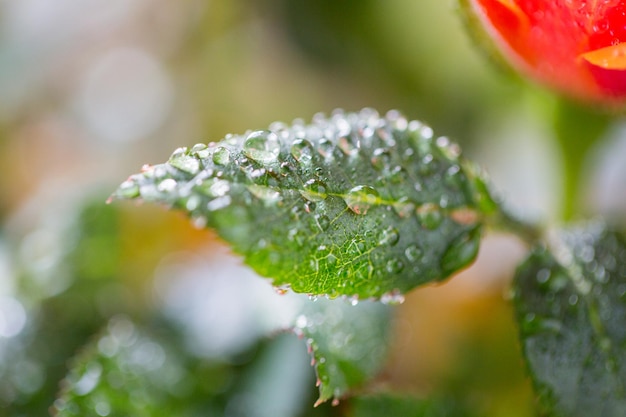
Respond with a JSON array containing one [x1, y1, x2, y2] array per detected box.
[[514, 222, 626, 417], [291, 298, 393, 406], [111, 108, 495, 298]]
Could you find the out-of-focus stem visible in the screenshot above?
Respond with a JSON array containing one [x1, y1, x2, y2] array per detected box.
[[552, 100, 611, 221]]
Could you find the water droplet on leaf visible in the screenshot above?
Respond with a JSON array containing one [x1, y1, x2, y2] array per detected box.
[[317, 138, 335, 159], [338, 135, 359, 156], [380, 289, 405, 305], [344, 185, 380, 215], [157, 178, 177, 193], [379, 227, 400, 246], [417, 203, 443, 229], [405, 244, 423, 262], [348, 295, 359, 306], [371, 148, 391, 171], [436, 136, 461, 160], [418, 153, 439, 176], [191, 143, 210, 158], [393, 198, 415, 218], [205, 179, 230, 197], [300, 179, 328, 202], [386, 109, 408, 131], [169, 153, 200, 175], [212, 146, 231, 165], [536, 268, 551, 284], [207, 195, 231, 211], [440, 226, 481, 276], [117, 180, 140, 198], [185, 195, 201, 211], [243, 130, 281, 163], [386, 258, 405, 274], [317, 215, 331, 231], [291, 139, 314, 164]]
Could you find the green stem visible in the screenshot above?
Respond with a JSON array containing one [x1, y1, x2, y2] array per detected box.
[[491, 205, 544, 246], [552, 100, 611, 221]]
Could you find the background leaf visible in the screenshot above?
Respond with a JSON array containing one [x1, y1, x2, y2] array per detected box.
[[291, 299, 393, 406], [513, 222, 626, 417], [52, 318, 331, 417], [112, 108, 495, 299]]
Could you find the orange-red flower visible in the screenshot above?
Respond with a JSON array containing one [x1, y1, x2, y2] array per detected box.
[[467, 0, 626, 103]]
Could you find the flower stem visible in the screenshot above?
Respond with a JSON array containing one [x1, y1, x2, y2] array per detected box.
[[552, 99, 611, 221]]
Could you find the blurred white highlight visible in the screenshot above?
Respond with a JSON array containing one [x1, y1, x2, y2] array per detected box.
[[75, 48, 173, 143]]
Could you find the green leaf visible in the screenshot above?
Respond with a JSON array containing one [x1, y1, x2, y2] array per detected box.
[[54, 314, 356, 417], [52, 316, 245, 417], [111, 109, 494, 298], [53, 317, 183, 417], [0, 200, 128, 417], [291, 298, 392, 406], [513, 222, 626, 417], [348, 393, 481, 417]]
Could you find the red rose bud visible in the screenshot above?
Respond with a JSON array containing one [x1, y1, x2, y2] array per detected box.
[[464, 0, 626, 104]]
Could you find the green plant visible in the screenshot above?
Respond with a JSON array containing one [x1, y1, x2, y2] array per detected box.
[[3, 2, 625, 417], [100, 106, 625, 417]]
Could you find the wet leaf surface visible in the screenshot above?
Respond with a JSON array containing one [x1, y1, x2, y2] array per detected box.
[[291, 298, 393, 406], [514, 222, 626, 417], [112, 109, 495, 298]]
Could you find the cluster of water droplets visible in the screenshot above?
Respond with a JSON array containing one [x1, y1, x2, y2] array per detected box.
[[113, 108, 486, 300]]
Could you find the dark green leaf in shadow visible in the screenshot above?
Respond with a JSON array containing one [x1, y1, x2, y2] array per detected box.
[[112, 109, 495, 299], [514, 222, 626, 417], [291, 298, 393, 406], [0, 200, 127, 417], [52, 315, 351, 417], [52, 317, 236, 417]]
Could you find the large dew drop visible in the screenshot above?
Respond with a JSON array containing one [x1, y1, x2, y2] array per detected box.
[[300, 179, 328, 202], [243, 130, 281, 163], [440, 226, 481, 276], [191, 143, 210, 158], [169, 150, 200, 175], [212, 146, 231, 165], [344, 185, 380, 215], [290, 139, 314, 164]]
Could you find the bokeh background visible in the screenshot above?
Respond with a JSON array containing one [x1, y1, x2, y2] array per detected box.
[[1, 1, 623, 416]]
